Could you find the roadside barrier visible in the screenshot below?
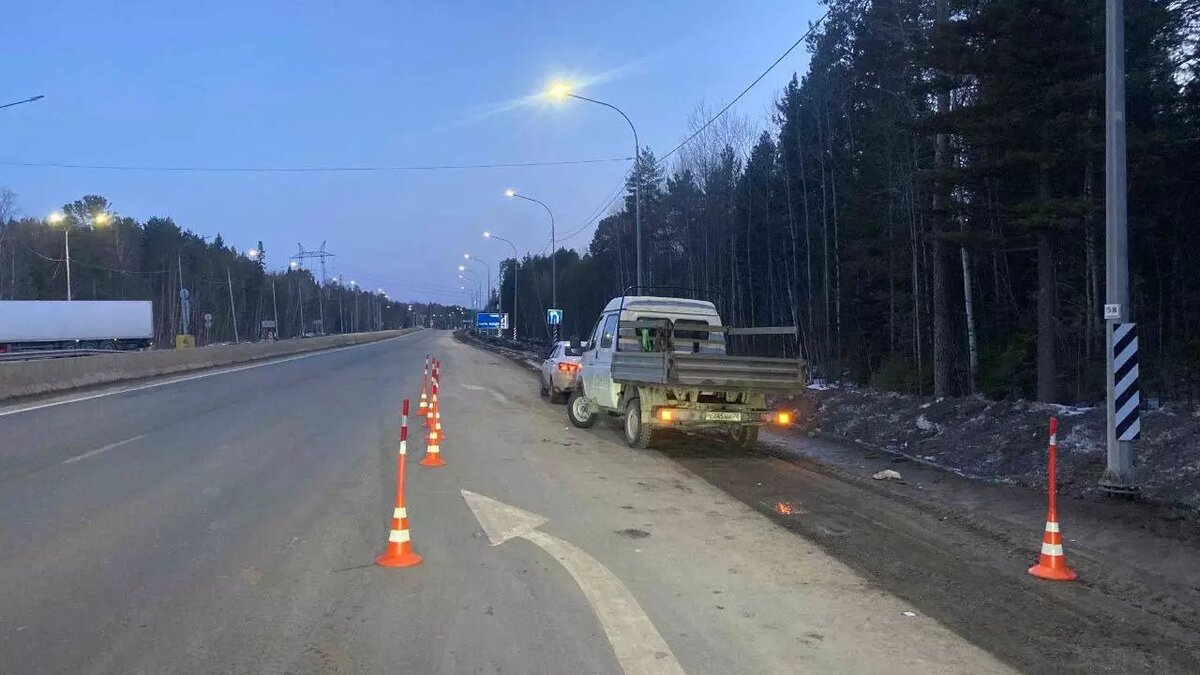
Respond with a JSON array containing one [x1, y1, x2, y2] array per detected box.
[[1029, 416, 1077, 581], [377, 399, 423, 567]]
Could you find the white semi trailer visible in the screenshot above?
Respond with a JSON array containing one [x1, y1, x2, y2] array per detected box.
[[0, 301, 154, 354]]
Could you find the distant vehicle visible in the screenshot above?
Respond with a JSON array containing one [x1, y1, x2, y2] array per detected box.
[[568, 293, 805, 449], [539, 340, 583, 403], [0, 301, 153, 354]]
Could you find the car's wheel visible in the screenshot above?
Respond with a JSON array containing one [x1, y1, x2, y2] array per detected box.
[[567, 388, 597, 428], [728, 425, 760, 450], [539, 375, 549, 397], [623, 398, 655, 449]]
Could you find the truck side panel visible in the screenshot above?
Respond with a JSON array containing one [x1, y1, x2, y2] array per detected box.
[[0, 301, 154, 343]]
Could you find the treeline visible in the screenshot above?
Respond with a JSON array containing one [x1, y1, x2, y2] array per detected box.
[[496, 0, 1200, 403], [0, 194, 459, 343]]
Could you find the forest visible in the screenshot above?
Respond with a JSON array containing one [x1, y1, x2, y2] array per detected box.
[[495, 0, 1200, 404], [0, 193, 458, 344], [2, 0, 1197, 405]]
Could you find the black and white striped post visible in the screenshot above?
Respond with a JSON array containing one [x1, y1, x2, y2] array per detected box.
[[1112, 323, 1141, 441]]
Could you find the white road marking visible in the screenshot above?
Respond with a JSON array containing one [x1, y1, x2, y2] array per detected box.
[[460, 382, 507, 403], [60, 434, 147, 465], [0, 332, 421, 418], [461, 490, 685, 675]]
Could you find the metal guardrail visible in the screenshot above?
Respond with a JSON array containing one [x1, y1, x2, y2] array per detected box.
[[0, 348, 127, 362]]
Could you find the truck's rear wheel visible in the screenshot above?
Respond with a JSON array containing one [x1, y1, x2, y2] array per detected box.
[[728, 425, 759, 450], [623, 398, 655, 449], [567, 388, 597, 429]]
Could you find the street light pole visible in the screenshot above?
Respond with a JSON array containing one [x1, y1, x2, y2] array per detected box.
[[506, 190, 558, 339], [1101, 0, 1137, 493], [565, 92, 642, 291], [64, 227, 72, 301], [0, 95, 44, 111], [465, 254, 491, 311], [226, 266, 240, 343], [484, 231, 520, 340]]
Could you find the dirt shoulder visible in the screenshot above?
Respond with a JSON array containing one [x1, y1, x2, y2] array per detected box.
[[461, 335, 1200, 672], [777, 386, 1200, 510]]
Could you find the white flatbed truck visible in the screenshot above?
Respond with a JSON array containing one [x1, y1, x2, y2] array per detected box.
[[567, 294, 806, 449]]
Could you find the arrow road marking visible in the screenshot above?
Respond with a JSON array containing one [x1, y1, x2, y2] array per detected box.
[[461, 490, 685, 675]]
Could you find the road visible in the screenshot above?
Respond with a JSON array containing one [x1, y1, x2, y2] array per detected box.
[[0, 330, 1008, 674]]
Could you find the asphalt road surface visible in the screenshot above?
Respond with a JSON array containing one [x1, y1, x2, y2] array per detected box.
[[0, 330, 1009, 674]]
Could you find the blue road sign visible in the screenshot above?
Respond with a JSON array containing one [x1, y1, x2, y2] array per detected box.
[[475, 312, 501, 330], [547, 308, 563, 325]]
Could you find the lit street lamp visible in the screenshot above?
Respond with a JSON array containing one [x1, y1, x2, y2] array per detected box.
[[48, 210, 111, 301], [546, 82, 643, 291], [484, 231, 519, 339], [464, 253, 491, 312], [505, 189, 559, 339]]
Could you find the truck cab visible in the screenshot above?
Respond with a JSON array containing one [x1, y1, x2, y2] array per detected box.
[[578, 296, 724, 412]]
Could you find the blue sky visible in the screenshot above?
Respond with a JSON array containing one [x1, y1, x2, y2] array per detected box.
[[1, 1, 822, 303]]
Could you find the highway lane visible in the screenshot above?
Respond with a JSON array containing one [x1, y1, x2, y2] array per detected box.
[[0, 330, 1009, 674]]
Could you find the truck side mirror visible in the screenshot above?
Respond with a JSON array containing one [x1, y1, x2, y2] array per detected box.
[[570, 336, 582, 352]]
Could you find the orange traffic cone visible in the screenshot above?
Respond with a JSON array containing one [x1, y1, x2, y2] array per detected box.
[[425, 370, 439, 429], [1029, 416, 1077, 581], [418, 355, 429, 422], [420, 426, 446, 468], [377, 399, 422, 567]]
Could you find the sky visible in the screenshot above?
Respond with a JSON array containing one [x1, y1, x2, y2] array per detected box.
[[1, 1, 823, 305]]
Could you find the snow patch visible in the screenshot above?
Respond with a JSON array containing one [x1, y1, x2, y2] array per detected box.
[[915, 415, 941, 434], [1054, 404, 1095, 417]]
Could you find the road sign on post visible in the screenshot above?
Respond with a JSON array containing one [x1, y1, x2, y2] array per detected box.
[[547, 308, 562, 325], [475, 313, 501, 331]]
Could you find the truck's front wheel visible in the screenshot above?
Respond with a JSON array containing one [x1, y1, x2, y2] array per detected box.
[[623, 398, 655, 449], [567, 388, 598, 429]]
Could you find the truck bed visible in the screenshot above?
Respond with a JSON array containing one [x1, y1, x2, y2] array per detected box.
[[611, 351, 806, 392]]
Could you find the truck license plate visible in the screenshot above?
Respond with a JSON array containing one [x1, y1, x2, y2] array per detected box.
[[705, 412, 742, 422]]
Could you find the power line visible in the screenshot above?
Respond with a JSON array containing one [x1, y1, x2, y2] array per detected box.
[[0, 156, 633, 173], [655, 9, 831, 166]]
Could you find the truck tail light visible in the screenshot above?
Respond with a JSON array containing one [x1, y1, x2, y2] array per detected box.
[[557, 362, 580, 373], [775, 411, 792, 426], [657, 408, 675, 422]]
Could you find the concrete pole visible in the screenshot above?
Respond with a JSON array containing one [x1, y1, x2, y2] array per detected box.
[[226, 267, 239, 343], [64, 228, 72, 301], [1101, 0, 1136, 493], [271, 280, 280, 340]]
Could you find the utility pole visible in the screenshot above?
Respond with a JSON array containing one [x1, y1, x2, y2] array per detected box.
[[64, 227, 72, 301], [297, 278, 306, 336], [1101, 0, 1137, 493], [226, 267, 240, 343], [338, 287, 345, 333], [271, 279, 280, 340]]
